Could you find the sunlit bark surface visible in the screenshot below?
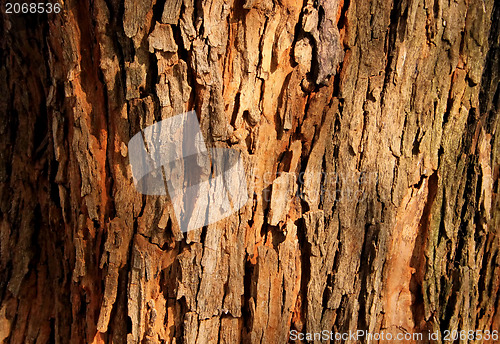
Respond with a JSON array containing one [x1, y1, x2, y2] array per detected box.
[[0, 0, 499, 342]]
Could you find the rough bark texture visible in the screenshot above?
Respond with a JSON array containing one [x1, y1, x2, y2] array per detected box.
[[0, 0, 499, 343]]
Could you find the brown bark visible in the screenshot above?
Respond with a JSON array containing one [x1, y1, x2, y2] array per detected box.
[[0, 0, 499, 343]]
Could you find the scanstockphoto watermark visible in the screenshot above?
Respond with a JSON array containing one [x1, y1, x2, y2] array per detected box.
[[289, 330, 423, 342], [128, 111, 249, 233], [256, 170, 379, 204]]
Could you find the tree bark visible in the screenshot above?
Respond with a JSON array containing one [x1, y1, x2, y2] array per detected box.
[[0, 0, 499, 343]]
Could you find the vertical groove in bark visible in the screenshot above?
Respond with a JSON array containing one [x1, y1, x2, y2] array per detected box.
[[0, 0, 499, 343]]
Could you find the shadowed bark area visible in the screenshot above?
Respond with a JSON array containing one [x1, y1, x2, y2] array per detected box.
[[0, 0, 499, 343]]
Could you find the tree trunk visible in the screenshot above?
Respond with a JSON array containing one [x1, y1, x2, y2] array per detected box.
[[0, 0, 499, 343]]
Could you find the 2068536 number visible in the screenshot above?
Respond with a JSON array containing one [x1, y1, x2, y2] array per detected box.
[[443, 330, 498, 341], [5, 2, 61, 14]]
